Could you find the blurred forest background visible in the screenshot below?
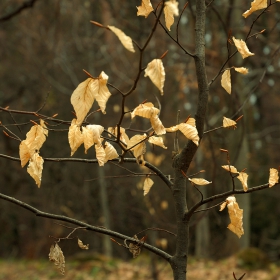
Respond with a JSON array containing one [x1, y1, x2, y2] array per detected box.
[[0, 0, 280, 267]]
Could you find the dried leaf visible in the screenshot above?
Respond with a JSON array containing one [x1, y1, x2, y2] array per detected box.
[[128, 236, 142, 258], [243, 0, 267, 18], [127, 134, 147, 159], [221, 70, 231, 94], [178, 123, 199, 146], [137, 0, 154, 18], [19, 141, 31, 167], [68, 119, 84, 156], [186, 117, 196, 127], [49, 243, 65, 275], [143, 177, 154, 195], [144, 59, 165, 95], [148, 136, 167, 149], [78, 238, 89, 250], [223, 117, 237, 129], [221, 165, 239, 174], [82, 124, 104, 154], [108, 25, 135, 52], [234, 67, 249, 74], [27, 153, 44, 188], [166, 125, 179, 133], [189, 178, 212, 185], [237, 172, 249, 192], [226, 196, 244, 238], [131, 102, 159, 119], [95, 143, 106, 167], [108, 126, 129, 146], [269, 168, 279, 187], [219, 201, 227, 211], [104, 141, 119, 162], [232, 37, 254, 59], [164, 0, 179, 31]]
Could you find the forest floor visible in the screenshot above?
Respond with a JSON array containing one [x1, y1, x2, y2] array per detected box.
[[0, 255, 280, 280]]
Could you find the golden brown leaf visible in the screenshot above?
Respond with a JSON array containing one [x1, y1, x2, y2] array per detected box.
[[269, 168, 279, 187], [223, 117, 237, 128], [78, 238, 89, 250], [68, 119, 84, 156], [131, 102, 159, 119], [189, 178, 212, 185], [150, 116, 166, 135], [144, 59, 165, 95], [243, 0, 267, 18], [82, 124, 104, 154], [95, 143, 106, 167], [127, 134, 147, 160], [219, 201, 227, 211], [148, 136, 167, 149], [108, 126, 129, 146], [19, 141, 31, 167], [237, 172, 249, 192], [221, 165, 239, 174], [108, 25, 135, 52], [137, 0, 154, 18], [221, 69, 231, 94], [232, 37, 254, 59], [49, 243, 65, 275], [234, 67, 249, 74], [27, 153, 44, 187], [178, 123, 199, 146], [164, 0, 179, 31], [143, 177, 154, 196], [104, 141, 119, 162]]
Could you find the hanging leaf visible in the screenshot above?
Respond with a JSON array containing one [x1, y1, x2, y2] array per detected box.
[[19, 141, 31, 168], [269, 168, 279, 187], [221, 69, 231, 94], [27, 152, 44, 188], [127, 134, 147, 160], [78, 238, 89, 250], [234, 67, 249, 74], [164, 0, 179, 31], [86, 124, 104, 145], [108, 25, 135, 52], [108, 126, 130, 146], [223, 117, 237, 129], [243, 0, 267, 18], [221, 165, 239, 174], [166, 118, 196, 132], [219, 201, 227, 211], [177, 123, 199, 146], [144, 59, 165, 95], [68, 119, 84, 156], [189, 178, 212, 185], [49, 243, 65, 275], [232, 37, 254, 59], [220, 196, 244, 238], [128, 235, 142, 258], [143, 177, 154, 195], [95, 142, 106, 167], [104, 141, 119, 162], [148, 136, 167, 149], [137, 0, 154, 18], [237, 172, 249, 192]]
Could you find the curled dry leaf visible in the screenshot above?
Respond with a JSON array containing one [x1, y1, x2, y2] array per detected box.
[[165, 118, 196, 132], [234, 67, 249, 74], [221, 165, 239, 174], [269, 168, 279, 187], [70, 72, 111, 125], [82, 124, 104, 154], [49, 243, 65, 275], [219, 201, 227, 211], [78, 238, 89, 250], [237, 172, 249, 192], [128, 235, 142, 258], [243, 0, 267, 18], [148, 136, 167, 149], [108, 126, 130, 146], [150, 116, 166, 135], [221, 69, 231, 94], [68, 119, 84, 156], [223, 117, 237, 129], [137, 0, 154, 18], [178, 123, 199, 146], [143, 177, 154, 195], [108, 25, 135, 53], [27, 152, 44, 188], [164, 0, 179, 31], [232, 37, 254, 59], [127, 134, 147, 160], [220, 196, 244, 238], [19, 141, 31, 168], [189, 178, 212, 185], [95, 143, 106, 167], [104, 141, 119, 162], [144, 59, 165, 95]]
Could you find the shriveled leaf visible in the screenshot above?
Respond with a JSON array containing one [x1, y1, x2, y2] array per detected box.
[[219, 201, 227, 211], [243, 0, 267, 18], [150, 116, 166, 135], [221, 69, 231, 94], [237, 172, 249, 192], [19, 140, 31, 167], [189, 178, 212, 185], [178, 123, 199, 146], [129, 242, 141, 258], [223, 117, 237, 129], [137, 0, 154, 18], [68, 119, 84, 156], [49, 243, 65, 275], [269, 168, 279, 187], [95, 143, 106, 167], [148, 136, 167, 149], [86, 124, 104, 145], [144, 59, 165, 95], [108, 25, 135, 53], [232, 37, 254, 59], [221, 165, 239, 174], [108, 126, 129, 146], [78, 238, 89, 250], [143, 177, 154, 195], [226, 196, 244, 238], [164, 0, 179, 31], [27, 153, 44, 188], [234, 67, 249, 74], [127, 134, 147, 159], [131, 102, 159, 119], [166, 125, 179, 132], [104, 141, 119, 162]]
